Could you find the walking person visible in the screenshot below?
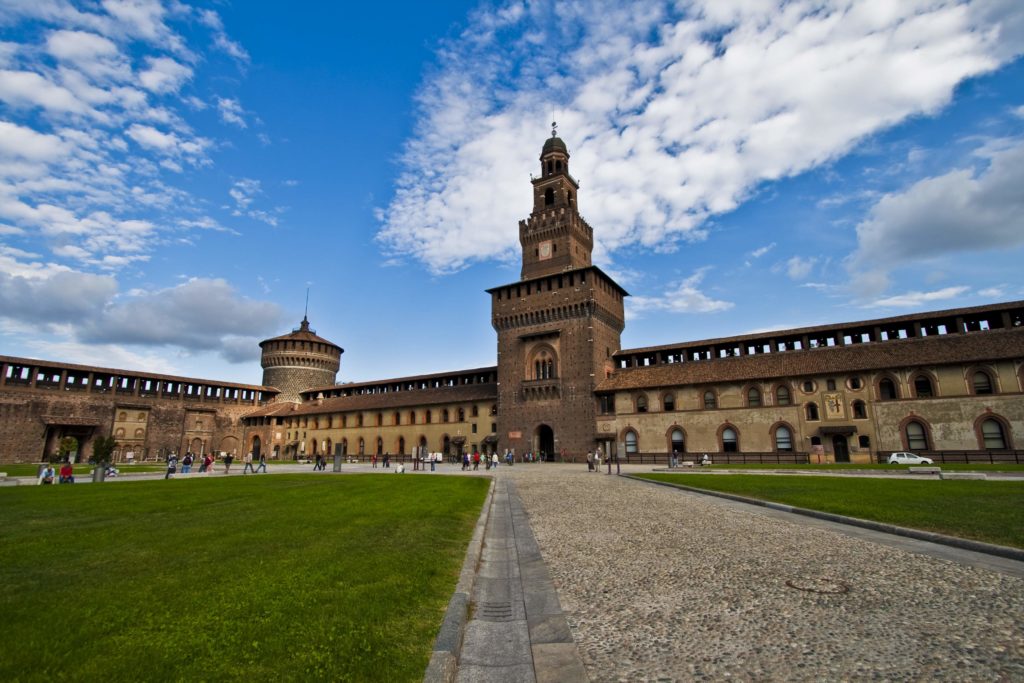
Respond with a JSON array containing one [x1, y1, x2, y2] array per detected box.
[[587, 450, 594, 472], [472, 451, 480, 470], [165, 453, 178, 479], [243, 452, 255, 474], [491, 453, 499, 470], [223, 452, 234, 474], [430, 453, 436, 472], [255, 452, 267, 473], [201, 453, 213, 473], [372, 453, 377, 469], [181, 452, 192, 474]]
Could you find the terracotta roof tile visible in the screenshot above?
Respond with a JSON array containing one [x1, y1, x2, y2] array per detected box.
[[596, 327, 1024, 391]]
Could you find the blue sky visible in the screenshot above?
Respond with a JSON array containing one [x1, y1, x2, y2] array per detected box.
[[1, 1, 1022, 386]]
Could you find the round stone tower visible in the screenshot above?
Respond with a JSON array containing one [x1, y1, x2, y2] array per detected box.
[[259, 316, 342, 403]]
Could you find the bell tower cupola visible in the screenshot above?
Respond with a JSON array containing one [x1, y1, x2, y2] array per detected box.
[[520, 123, 594, 279]]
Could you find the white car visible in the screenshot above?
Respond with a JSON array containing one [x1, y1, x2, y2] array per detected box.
[[887, 452, 934, 465]]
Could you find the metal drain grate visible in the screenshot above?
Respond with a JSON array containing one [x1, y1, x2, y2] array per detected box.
[[785, 577, 850, 594], [478, 601, 514, 621]]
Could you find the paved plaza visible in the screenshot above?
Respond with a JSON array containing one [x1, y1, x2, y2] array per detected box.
[[503, 464, 1024, 681]]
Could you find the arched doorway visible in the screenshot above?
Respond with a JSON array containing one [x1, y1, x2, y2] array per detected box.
[[832, 435, 850, 463], [670, 428, 685, 454], [251, 436, 261, 459], [535, 424, 554, 461]]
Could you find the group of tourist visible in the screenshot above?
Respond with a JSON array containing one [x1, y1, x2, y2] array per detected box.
[[586, 449, 619, 474], [163, 450, 267, 478]]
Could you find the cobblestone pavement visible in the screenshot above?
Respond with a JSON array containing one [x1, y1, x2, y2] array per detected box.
[[505, 465, 1024, 682]]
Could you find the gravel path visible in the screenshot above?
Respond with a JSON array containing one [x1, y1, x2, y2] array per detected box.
[[506, 465, 1024, 681]]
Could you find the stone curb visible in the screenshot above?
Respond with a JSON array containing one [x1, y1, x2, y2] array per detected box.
[[626, 474, 1024, 563], [424, 478, 497, 683]]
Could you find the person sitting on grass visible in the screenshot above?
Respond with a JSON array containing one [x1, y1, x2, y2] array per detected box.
[[39, 464, 55, 485], [59, 462, 74, 484]]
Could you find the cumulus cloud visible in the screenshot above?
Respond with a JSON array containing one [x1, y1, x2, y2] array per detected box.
[[378, 0, 1024, 275], [865, 286, 971, 308], [848, 138, 1024, 295], [0, 1, 250, 269], [629, 267, 733, 315], [78, 277, 284, 352], [216, 96, 246, 127], [138, 56, 192, 93]]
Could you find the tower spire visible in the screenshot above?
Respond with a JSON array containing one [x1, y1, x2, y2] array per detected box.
[[551, 120, 557, 138], [300, 287, 310, 331]]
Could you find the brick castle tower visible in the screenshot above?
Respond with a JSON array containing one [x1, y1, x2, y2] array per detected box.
[[489, 126, 627, 459], [259, 316, 342, 403]]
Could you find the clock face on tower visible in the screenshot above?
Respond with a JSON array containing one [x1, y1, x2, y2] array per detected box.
[[538, 240, 553, 260]]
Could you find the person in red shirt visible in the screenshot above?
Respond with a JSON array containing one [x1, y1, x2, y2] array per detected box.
[[58, 462, 74, 484]]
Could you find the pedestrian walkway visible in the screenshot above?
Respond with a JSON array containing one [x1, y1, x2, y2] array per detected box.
[[445, 478, 586, 683]]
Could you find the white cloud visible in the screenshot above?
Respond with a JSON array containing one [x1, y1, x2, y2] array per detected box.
[[0, 121, 71, 161], [79, 277, 284, 352], [629, 267, 733, 315], [0, 68, 102, 118], [216, 96, 246, 127], [865, 286, 970, 308], [378, 0, 1024, 274], [849, 138, 1024, 295], [229, 178, 260, 210], [138, 56, 192, 93], [785, 256, 817, 281], [978, 286, 1006, 298]]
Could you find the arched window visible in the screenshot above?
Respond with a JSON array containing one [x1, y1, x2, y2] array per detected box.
[[981, 419, 1007, 449], [703, 390, 717, 410], [544, 187, 554, 205], [722, 427, 738, 452], [776, 386, 791, 406], [852, 400, 867, 419], [774, 426, 793, 452], [114, 428, 125, 437], [879, 377, 898, 400], [636, 395, 648, 413], [398, 437, 405, 454], [376, 437, 383, 455], [442, 409, 450, 423], [457, 408, 465, 422], [905, 421, 928, 450], [134, 428, 145, 438], [376, 412, 383, 426], [137, 412, 146, 420], [408, 410, 416, 425], [972, 371, 994, 395], [118, 412, 127, 421], [663, 394, 675, 411], [530, 347, 558, 380], [357, 414, 364, 427], [393, 412, 401, 425], [425, 410, 432, 424], [625, 430, 638, 455], [747, 387, 761, 407], [358, 438, 365, 455], [670, 428, 685, 453], [806, 403, 819, 421], [913, 375, 934, 398]]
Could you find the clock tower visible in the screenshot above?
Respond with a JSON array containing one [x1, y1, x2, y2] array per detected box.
[[490, 127, 627, 461], [520, 124, 593, 280]]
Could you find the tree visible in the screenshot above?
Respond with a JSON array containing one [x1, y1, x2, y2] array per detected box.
[[54, 436, 79, 463], [91, 436, 117, 465]]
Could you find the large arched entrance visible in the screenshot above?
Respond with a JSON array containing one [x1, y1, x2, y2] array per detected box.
[[535, 424, 554, 461], [832, 435, 850, 463], [251, 436, 261, 459]]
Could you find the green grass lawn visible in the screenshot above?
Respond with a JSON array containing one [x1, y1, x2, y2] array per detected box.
[[697, 462, 1024, 471], [0, 474, 489, 681], [637, 473, 1024, 549], [0, 463, 168, 476]]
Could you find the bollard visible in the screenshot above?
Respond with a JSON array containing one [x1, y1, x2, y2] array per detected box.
[[333, 454, 342, 472], [92, 467, 106, 483]]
